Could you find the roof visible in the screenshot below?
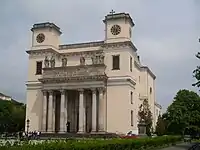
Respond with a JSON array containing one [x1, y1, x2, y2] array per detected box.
[[31, 22, 62, 34], [155, 103, 162, 109], [141, 66, 156, 79], [0, 92, 11, 98], [103, 12, 135, 27]]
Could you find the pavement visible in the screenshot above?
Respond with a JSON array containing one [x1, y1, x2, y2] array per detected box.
[[159, 142, 197, 150]]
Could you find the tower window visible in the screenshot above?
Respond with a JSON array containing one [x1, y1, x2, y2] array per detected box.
[[131, 91, 133, 104], [150, 87, 152, 94], [112, 55, 120, 70], [130, 56, 132, 72], [131, 110, 133, 126], [36, 61, 42, 75]]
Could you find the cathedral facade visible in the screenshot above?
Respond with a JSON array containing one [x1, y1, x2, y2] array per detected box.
[[25, 12, 160, 135]]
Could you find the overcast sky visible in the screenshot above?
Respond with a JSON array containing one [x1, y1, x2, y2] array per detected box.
[[0, 0, 200, 111]]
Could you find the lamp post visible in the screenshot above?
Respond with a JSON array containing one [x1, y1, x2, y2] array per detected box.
[[26, 119, 30, 134]]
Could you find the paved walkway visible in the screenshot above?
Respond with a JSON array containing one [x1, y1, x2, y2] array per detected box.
[[159, 143, 195, 150]]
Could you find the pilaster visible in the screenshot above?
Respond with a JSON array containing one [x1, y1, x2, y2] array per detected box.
[[42, 90, 47, 132]]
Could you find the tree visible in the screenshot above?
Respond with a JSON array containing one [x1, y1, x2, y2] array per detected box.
[[155, 115, 166, 136], [193, 52, 200, 88], [165, 89, 200, 135], [138, 99, 153, 136], [0, 100, 25, 133]]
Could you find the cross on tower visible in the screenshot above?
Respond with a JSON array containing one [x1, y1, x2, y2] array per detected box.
[[110, 9, 115, 15]]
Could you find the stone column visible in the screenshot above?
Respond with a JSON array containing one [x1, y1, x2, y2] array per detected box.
[[47, 90, 53, 132], [64, 91, 68, 132], [91, 88, 97, 132], [42, 90, 47, 132], [60, 89, 66, 133], [52, 93, 56, 132], [98, 88, 105, 132], [78, 89, 84, 133]]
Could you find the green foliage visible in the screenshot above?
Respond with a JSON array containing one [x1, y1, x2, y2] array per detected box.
[[165, 89, 200, 135], [0, 136, 182, 150], [193, 52, 200, 88], [155, 115, 166, 136], [0, 100, 25, 133], [138, 99, 153, 136]]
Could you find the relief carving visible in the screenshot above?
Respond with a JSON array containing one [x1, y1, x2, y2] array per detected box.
[[80, 56, 85, 65], [62, 57, 67, 67], [43, 65, 105, 79], [44, 56, 50, 68], [50, 55, 55, 68], [91, 53, 105, 65]]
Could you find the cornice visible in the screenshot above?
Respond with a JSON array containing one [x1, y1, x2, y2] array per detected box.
[[134, 61, 156, 80], [27, 48, 105, 58], [26, 41, 137, 58], [141, 66, 156, 80], [103, 12, 135, 27], [102, 41, 137, 52], [155, 102, 162, 109], [39, 75, 108, 84]]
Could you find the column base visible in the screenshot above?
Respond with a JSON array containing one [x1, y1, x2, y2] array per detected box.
[[97, 131, 107, 134], [90, 131, 97, 134], [77, 131, 85, 134], [58, 131, 66, 134]]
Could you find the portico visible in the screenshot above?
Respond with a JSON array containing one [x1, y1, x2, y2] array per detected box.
[[42, 87, 105, 133]]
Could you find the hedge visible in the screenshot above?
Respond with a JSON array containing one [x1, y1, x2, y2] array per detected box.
[[0, 135, 182, 150]]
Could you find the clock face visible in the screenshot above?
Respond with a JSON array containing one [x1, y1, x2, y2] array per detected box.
[[111, 25, 121, 35], [36, 33, 45, 43]]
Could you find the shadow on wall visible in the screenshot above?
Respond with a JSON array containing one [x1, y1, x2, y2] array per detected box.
[[31, 89, 43, 130]]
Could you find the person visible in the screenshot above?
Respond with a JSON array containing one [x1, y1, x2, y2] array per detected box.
[[67, 121, 70, 132]]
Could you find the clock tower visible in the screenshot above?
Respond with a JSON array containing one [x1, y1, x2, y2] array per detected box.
[[31, 22, 62, 50], [103, 11, 135, 43]]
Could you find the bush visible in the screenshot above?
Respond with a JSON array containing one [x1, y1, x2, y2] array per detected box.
[[0, 135, 182, 150]]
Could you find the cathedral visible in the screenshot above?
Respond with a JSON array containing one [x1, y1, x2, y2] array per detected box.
[[25, 12, 161, 135]]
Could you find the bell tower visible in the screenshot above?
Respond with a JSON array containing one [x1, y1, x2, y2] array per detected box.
[[103, 11, 135, 43], [31, 22, 62, 50]]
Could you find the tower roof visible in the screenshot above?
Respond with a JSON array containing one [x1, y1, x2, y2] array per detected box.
[[103, 12, 135, 27], [31, 22, 62, 34]]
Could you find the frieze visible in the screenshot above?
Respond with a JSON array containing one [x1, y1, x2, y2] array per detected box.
[[28, 48, 105, 59], [60, 50, 104, 58], [27, 48, 60, 59], [39, 75, 107, 84], [101, 41, 137, 52], [42, 64, 106, 79]]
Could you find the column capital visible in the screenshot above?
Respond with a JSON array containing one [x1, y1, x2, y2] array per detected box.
[[60, 89, 66, 94], [78, 88, 84, 93], [48, 90, 53, 95], [42, 90, 48, 96], [97, 87, 105, 93], [91, 88, 96, 93]]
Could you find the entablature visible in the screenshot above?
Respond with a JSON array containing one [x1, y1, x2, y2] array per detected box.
[[39, 64, 107, 84]]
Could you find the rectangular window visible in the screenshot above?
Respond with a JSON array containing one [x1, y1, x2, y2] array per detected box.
[[131, 110, 133, 126], [112, 55, 120, 70], [36, 61, 42, 75], [131, 91, 133, 104], [130, 56, 132, 72]]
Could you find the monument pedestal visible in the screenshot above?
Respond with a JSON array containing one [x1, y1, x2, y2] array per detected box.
[[138, 120, 147, 137]]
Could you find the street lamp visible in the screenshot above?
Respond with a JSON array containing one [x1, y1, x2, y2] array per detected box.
[[26, 119, 30, 134]]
